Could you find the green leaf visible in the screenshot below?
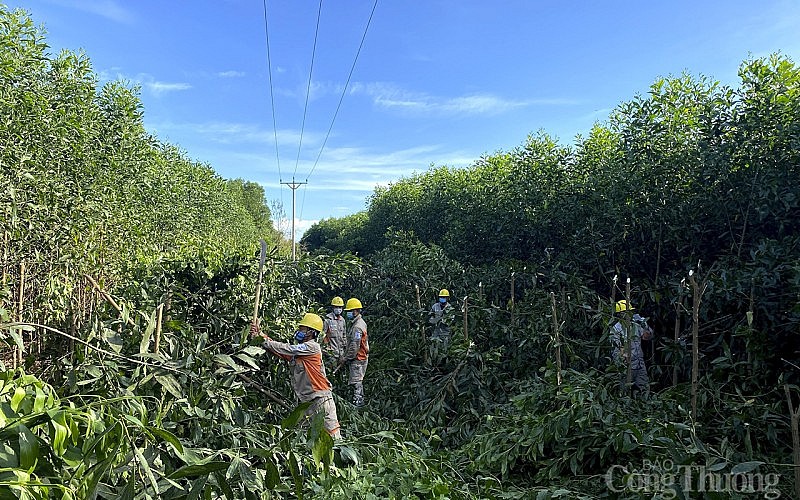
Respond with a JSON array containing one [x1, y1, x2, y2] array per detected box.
[[731, 461, 763, 474], [312, 430, 334, 472], [707, 461, 727, 472], [10, 387, 26, 412], [186, 476, 208, 500], [134, 446, 160, 496], [17, 424, 39, 470], [154, 373, 183, 399], [281, 402, 312, 429], [140, 310, 156, 354], [168, 461, 230, 479], [147, 426, 184, 456], [48, 410, 69, 456], [264, 459, 280, 489]]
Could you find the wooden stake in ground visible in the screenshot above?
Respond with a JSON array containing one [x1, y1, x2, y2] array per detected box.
[[687, 268, 707, 422], [673, 281, 684, 387], [252, 240, 267, 325], [15, 261, 26, 368], [154, 303, 164, 354], [550, 292, 562, 387], [462, 296, 469, 343], [85, 274, 136, 327], [784, 385, 800, 499], [624, 278, 633, 392], [510, 272, 516, 326]]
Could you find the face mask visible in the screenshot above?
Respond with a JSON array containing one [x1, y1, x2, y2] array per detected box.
[[333, 307, 343, 316], [439, 297, 447, 304], [346, 311, 354, 320], [294, 330, 307, 342]]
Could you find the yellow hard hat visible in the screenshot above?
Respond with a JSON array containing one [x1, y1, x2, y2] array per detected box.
[[331, 296, 344, 307], [439, 289, 450, 298], [298, 312, 324, 332], [344, 298, 363, 311], [615, 300, 634, 313]]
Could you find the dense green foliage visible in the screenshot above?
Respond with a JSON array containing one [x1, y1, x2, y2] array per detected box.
[[1, 4, 799, 499], [0, 6, 282, 333]]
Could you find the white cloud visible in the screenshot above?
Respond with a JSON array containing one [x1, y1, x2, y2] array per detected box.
[[218, 70, 246, 78], [96, 70, 191, 96], [276, 218, 319, 240], [49, 0, 134, 23], [348, 82, 577, 116], [146, 120, 323, 146], [146, 81, 192, 95]]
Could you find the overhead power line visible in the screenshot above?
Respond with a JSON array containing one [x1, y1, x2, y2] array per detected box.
[[261, 0, 282, 183], [304, 0, 379, 182], [293, 0, 324, 180], [262, 0, 284, 211]]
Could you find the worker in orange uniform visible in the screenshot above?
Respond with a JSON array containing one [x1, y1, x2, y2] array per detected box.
[[251, 312, 341, 438], [343, 298, 369, 407]]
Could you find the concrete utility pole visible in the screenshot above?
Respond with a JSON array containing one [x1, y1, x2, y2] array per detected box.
[[280, 179, 307, 260]]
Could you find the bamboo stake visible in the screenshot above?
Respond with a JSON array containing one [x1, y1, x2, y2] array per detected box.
[[510, 272, 516, 326], [624, 278, 633, 392], [688, 269, 705, 422], [415, 284, 424, 344], [673, 281, 684, 387], [84, 274, 135, 327], [15, 261, 26, 368], [550, 292, 562, 387], [154, 303, 164, 354], [784, 385, 800, 500], [462, 296, 469, 343]]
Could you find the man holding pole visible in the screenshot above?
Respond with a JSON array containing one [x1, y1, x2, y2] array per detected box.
[[609, 300, 653, 397], [250, 313, 341, 438]]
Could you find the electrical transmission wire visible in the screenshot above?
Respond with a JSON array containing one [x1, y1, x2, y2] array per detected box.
[[304, 0, 379, 183], [293, 0, 324, 180], [262, 0, 285, 213], [299, 0, 379, 222]]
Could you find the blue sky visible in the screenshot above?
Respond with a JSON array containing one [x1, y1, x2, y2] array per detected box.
[[7, 1, 800, 238]]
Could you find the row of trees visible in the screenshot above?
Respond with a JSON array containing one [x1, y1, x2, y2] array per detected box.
[[0, 6, 283, 342], [303, 53, 800, 386], [1, 3, 799, 496]]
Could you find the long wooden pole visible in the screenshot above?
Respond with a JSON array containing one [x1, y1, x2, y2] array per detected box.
[[462, 296, 469, 343], [15, 261, 26, 368], [688, 270, 704, 421], [550, 292, 562, 387], [784, 385, 800, 499], [85, 274, 135, 327], [154, 304, 164, 354], [624, 278, 632, 391], [673, 283, 683, 387]]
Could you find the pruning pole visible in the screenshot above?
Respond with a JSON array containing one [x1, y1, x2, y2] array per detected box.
[[688, 268, 704, 422], [673, 282, 684, 387], [510, 272, 516, 326], [85, 274, 135, 327], [416, 284, 425, 345], [624, 278, 633, 392], [15, 261, 25, 369], [252, 240, 267, 326], [462, 296, 469, 343], [154, 303, 164, 355], [550, 292, 562, 387], [784, 385, 800, 500]]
